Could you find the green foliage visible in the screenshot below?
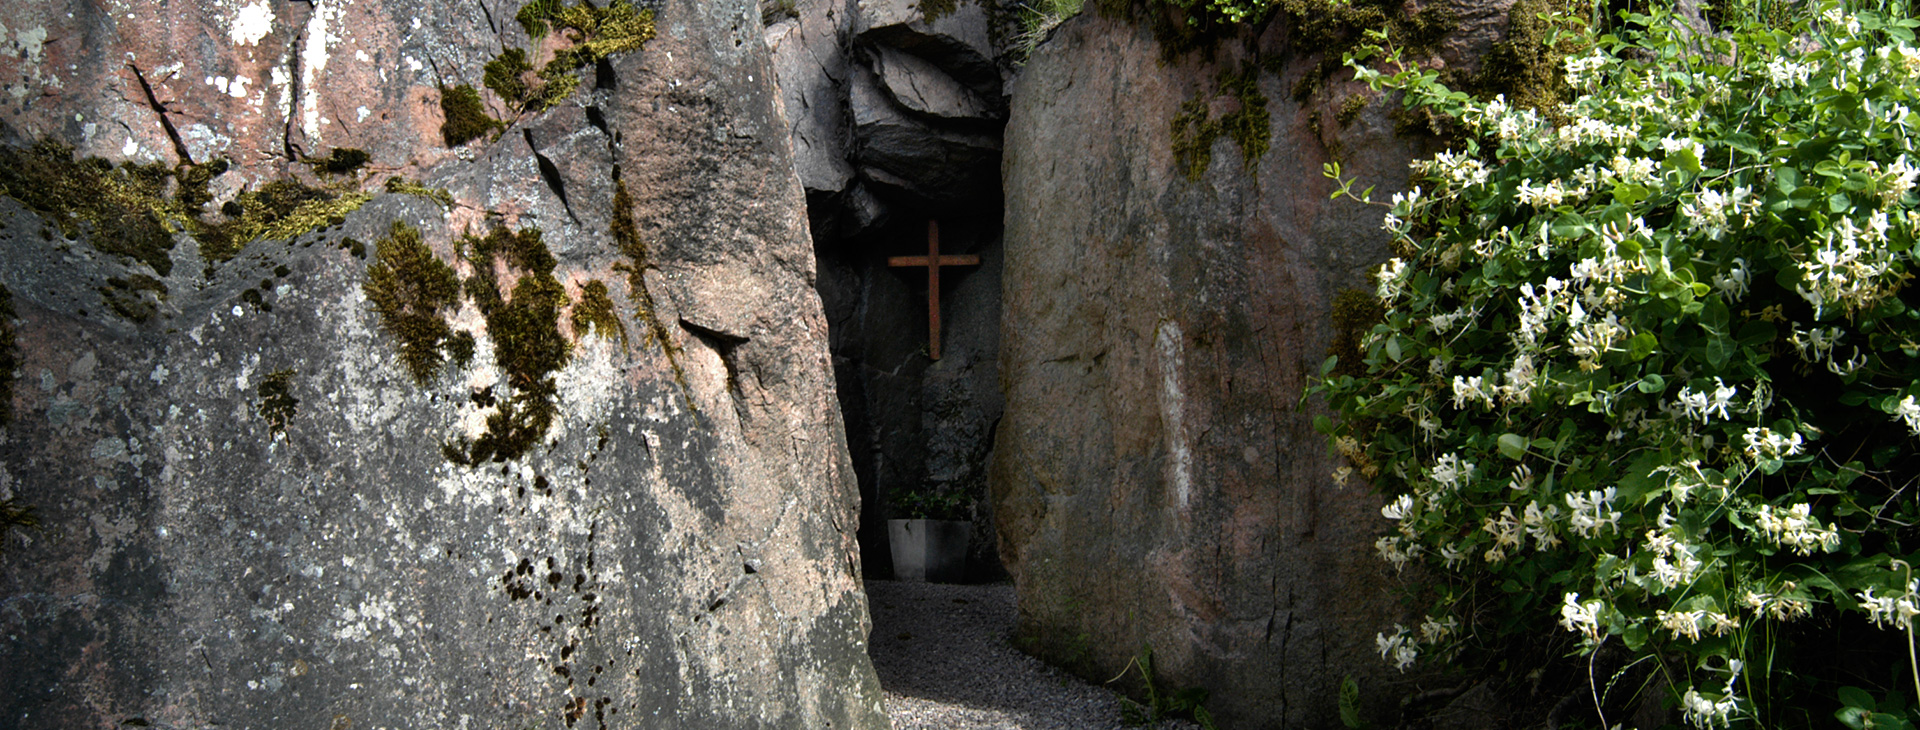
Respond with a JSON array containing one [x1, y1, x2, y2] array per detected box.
[[1325, 2, 1920, 725], [364, 221, 463, 385], [1339, 675, 1368, 729], [1171, 63, 1271, 181], [516, 0, 562, 38], [890, 485, 971, 520], [257, 368, 299, 435], [1113, 646, 1218, 730], [439, 84, 501, 147]]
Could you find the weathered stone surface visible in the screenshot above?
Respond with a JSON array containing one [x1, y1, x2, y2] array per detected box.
[[0, 0, 888, 728], [992, 13, 1458, 729], [852, 0, 1004, 95], [768, 0, 858, 196], [849, 62, 1000, 207], [866, 45, 1000, 122]]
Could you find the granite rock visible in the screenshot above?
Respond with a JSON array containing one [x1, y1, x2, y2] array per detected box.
[[0, 1, 887, 728], [991, 11, 1479, 729]]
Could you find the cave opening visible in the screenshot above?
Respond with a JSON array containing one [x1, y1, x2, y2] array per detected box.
[[770, 0, 1014, 581]]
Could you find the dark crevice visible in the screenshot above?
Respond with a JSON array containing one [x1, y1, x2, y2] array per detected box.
[[477, 0, 500, 36], [125, 63, 194, 165], [679, 318, 746, 393], [585, 106, 611, 138], [524, 129, 580, 224]]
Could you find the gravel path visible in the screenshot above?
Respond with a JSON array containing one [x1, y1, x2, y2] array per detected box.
[[865, 580, 1201, 730]]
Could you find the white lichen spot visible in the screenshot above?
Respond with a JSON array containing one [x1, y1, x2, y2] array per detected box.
[[121, 137, 138, 156], [300, 1, 339, 141], [404, 55, 422, 72], [229, 75, 251, 98], [230, 1, 275, 46], [356, 105, 369, 123]]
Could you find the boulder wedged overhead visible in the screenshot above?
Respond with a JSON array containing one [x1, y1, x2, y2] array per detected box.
[[0, 1, 886, 728]]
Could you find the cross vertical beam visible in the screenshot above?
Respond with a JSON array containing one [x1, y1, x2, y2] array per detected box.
[[887, 219, 979, 360]]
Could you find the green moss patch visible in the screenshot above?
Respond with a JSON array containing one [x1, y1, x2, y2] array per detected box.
[[0, 140, 187, 276], [364, 221, 466, 384], [98, 274, 167, 322], [1170, 63, 1271, 181], [383, 177, 455, 208], [1438, 0, 1585, 117], [257, 368, 299, 435], [203, 180, 372, 264], [446, 225, 571, 465], [440, 84, 504, 147], [0, 139, 373, 285], [570, 279, 627, 345], [610, 175, 692, 393], [488, 1, 656, 114], [306, 148, 371, 176]]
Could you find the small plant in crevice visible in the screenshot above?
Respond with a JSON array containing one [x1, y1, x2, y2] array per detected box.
[[1013, 0, 1085, 59], [1109, 645, 1219, 730], [257, 368, 299, 435]]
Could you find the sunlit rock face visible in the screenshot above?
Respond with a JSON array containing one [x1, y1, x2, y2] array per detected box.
[[0, 1, 887, 728]]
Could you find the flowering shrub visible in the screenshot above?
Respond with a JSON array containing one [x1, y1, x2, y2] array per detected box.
[[1321, 2, 1920, 725]]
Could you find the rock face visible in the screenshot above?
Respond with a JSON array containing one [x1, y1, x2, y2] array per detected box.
[[0, 1, 887, 728], [993, 10, 1506, 729], [767, 0, 1013, 580]]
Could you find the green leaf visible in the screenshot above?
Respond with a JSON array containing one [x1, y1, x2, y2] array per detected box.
[[1498, 433, 1528, 460], [1629, 332, 1659, 361], [1705, 336, 1735, 368], [1385, 336, 1403, 362], [1636, 373, 1667, 393], [1830, 192, 1854, 213]]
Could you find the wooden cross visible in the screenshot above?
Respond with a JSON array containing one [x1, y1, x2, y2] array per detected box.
[[887, 220, 979, 360]]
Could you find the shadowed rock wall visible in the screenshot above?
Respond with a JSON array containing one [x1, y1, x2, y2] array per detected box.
[[992, 9, 1506, 728], [0, 1, 888, 728], [767, 0, 1012, 581]]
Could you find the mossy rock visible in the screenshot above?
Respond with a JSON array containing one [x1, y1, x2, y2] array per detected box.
[[364, 221, 465, 384]]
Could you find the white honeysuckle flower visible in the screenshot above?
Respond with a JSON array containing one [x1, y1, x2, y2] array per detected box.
[[1559, 593, 1605, 640], [1440, 543, 1467, 569], [1658, 609, 1705, 641], [1742, 427, 1807, 461], [1896, 395, 1920, 436], [1766, 57, 1814, 86], [1381, 493, 1415, 521], [1754, 503, 1840, 555], [1712, 258, 1751, 300]]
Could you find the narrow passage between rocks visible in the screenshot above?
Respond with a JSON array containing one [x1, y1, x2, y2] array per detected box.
[[865, 580, 1203, 730]]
